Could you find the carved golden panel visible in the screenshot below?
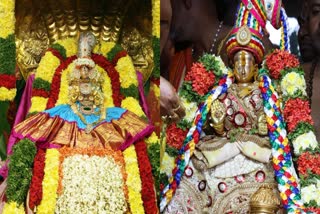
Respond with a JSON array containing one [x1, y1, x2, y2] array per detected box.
[[15, 0, 153, 81]]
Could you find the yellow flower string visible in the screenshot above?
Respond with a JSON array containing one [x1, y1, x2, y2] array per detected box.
[[29, 97, 48, 113], [152, 0, 160, 38], [0, 87, 16, 101], [145, 132, 159, 146], [56, 62, 73, 105], [123, 145, 144, 214], [121, 97, 145, 117], [3, 202, 25, 214], [36, 51, 61, 83], [93, 41, 115, 55], [37, 149, 60, 214], [115, 55, 138, 88], [0, 0, 15, 38], [96, 65, 114, 108], [55, 38, 77, 57]]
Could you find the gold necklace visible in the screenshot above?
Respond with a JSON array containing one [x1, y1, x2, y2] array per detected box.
[[71, 104, 106, 134]]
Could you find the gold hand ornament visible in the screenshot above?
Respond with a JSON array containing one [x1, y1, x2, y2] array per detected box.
[[210, 100, 226, 135]]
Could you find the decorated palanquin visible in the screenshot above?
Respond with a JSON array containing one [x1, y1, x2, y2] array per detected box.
[[160, 0, 320, 213], [0, 0, 160, 213]]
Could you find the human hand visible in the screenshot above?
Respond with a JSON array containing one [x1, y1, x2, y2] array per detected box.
[[160, 76, 186, 123], [236, 141, 271, 163]]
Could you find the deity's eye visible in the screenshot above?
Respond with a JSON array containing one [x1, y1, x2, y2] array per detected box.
[[267, 2, 273, 10]]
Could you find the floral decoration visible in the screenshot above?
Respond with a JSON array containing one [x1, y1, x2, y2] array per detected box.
[[37, 149, 60, 214], [3, 202, 25, 214], [29, 149, 46, 210], [264, 49, 299, 79], [166, 123, 188, 150], [0, 0, 16, 101], [56, 147, 128, 213], [135, 141, 158, 214], [123, 145, 145, 214], [264, 49, 320, 211]]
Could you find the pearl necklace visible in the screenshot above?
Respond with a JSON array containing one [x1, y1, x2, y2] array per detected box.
[[209, 21, 224, 54], [192, 21, 224, 56]]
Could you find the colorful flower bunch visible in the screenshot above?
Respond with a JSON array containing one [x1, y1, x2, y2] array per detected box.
[[263, 49, 320, 211], [180, 54, 229, 104], [0, 0, 16, 101]]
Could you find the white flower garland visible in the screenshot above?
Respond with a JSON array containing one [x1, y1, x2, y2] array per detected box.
[[55, 154, 127, 213]]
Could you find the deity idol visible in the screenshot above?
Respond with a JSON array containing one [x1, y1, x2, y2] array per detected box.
[[0, 32, 154, 213]]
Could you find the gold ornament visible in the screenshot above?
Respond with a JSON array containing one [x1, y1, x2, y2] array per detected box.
[[236, 25, 252, 46], [250, 184, 281, 214]]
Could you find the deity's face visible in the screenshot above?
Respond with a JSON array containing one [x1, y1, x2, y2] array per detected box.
[[308, 0, 320, 55], [233, 50, 256, 83]]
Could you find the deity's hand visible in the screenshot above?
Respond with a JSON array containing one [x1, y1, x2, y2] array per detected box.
[[160, 76, 186, 123], [210, 100, 226, 135], [236, 141, 271, 163], [210, 100, 226, 124]]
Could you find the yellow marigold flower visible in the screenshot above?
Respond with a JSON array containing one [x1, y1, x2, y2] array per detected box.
[[56, 38, 78, 57], [0, 87, 16, 101], [56, 62, 73, 105], [3, 202, 25, 214], [123, 145, 144, 214], [36, 51, 61, 83], [151, 83, 160, 99], [160, 152, 175, 176], [94, 41, 115, 55], [115, 56, 138, 88], [281, 72, 306, 96], [146, 132, 159, 145], [152, 0, 160, 38], [0, 0, 15, 38], [96, 65, 114, 108], [37, 149, 60, 214], [29, 97, 48, 113], [121, 97, 145, 117]]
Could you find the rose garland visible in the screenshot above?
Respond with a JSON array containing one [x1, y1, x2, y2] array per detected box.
[[263, 49, 320, 211], [0, 0, 16, 101]]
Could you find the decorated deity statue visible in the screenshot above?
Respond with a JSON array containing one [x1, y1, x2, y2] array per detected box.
[[0, 32, 155, 213], [161, 1, 308, 213], [164, 28, 282, 213]]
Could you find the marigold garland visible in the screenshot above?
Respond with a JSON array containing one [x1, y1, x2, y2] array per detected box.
[[37, 149, 60, 214], [54, 38, 77, 57], [3, 202, 25, 214], [121, 97, 145, 117], [36, 51, 62, 83], [115, 55, 138, 88], [93, 41, 115, 56], [123, 145, 145, 214], [0, 0, 16, 101]]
